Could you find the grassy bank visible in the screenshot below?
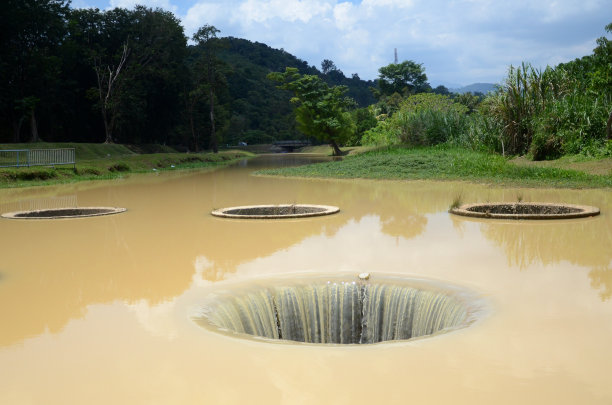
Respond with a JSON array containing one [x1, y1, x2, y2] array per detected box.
[[257, 146, 612, 188], [0, 144, 253, 188]]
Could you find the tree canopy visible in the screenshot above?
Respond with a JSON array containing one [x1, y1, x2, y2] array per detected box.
[[376, 60, 429, 98], [268, 67, 355, 155]]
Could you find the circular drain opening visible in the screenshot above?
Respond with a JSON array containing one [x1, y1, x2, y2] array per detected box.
[[450, 202, 599, 220], [1, 207, 127, 219], [195, 274, 482, 344], [211, 204, 339, 219]]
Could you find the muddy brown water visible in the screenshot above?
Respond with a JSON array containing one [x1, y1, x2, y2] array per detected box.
[[0, 154, 611, 404]]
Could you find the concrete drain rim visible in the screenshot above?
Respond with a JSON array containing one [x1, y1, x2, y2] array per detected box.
[[1, 207, 127, 219], [211, 204, 339, 219], [450, 202, 600, 220], [194, 273, 485, 345]]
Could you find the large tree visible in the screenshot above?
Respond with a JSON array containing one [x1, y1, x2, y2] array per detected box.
[[268, 67, 355, 156], [72, 6, 187, 144], [192, 25, 223, 153], [0, 0, 70, 142], [376, 60, 429, 98]]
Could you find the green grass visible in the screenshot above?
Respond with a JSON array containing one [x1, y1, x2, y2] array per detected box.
[[257, 146, 612, 188], [0, 149, 253, 188]]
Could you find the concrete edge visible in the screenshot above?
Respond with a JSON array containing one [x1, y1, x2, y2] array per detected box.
[[1, 207, 127, 219], [211, 204, 340, 219], [449, 202, 600, 220]]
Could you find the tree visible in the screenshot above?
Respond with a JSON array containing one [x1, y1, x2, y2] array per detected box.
[[193, 25, 222, 153], [93, 42, 129, 144], [0, 0, 70, 142], [321, 59, 337, 75], [376, 60, 429, 98], [432, 85, 450, 95], [268, 67, 355, 156], [598, 22, 612, 139]]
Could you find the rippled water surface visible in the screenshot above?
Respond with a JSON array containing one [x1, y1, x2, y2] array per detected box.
[[0, 154, 611, 404]]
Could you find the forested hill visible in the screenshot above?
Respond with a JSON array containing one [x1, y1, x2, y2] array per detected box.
[[213, 37, 376, 145], [1, 3, 377, 148], [218, 38, 376, 106]]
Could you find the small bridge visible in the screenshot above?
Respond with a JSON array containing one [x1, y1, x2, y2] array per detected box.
[[273, 140, 311, 152]]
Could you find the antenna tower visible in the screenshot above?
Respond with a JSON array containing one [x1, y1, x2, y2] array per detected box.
[[394, 48, 398, 64]]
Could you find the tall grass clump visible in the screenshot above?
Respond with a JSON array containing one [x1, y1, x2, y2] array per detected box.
[[485, 52, 612, 159], [531, 92, 612, 159], [363, 93, 470, 147], [485, 63, 571, 156]]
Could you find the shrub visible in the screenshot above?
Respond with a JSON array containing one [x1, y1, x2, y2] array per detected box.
[[108, 162, 130, 172], [363, 93, 469, 147], [77, 167, 103, 176]]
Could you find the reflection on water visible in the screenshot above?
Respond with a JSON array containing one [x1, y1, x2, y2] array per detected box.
[[0, 194, 78, 214], [590, 266, 612, 301], [0, 154, 611, 404]]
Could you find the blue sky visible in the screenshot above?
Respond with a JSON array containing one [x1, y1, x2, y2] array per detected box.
[[70, 0, 611, 87]]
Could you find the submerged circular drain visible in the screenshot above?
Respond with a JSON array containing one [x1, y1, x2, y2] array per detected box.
[[211, 204, 339, 219], [195, 274, 482, 345], [450, 202, 599, 220], [1, 207, 126, 219]]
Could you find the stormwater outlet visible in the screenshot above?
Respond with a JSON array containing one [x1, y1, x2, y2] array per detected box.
[[211, 204, 339, 219], [195, 274, 483, 345], [450, 202, 599, 220], [1, 207, 127, 219]]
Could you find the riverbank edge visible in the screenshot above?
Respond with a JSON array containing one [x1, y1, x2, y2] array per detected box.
[[0, 150, 254, 189], [254, 146, 612, 189]]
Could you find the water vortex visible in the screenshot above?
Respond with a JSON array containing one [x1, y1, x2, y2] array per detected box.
[[196, 275, 482, 344]]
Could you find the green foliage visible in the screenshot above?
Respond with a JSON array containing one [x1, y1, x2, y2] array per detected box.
[[108, 162, 130, 172], [482, 24, 612, 159], [375, 61, 429, 98], [0, 168, 59, 182], [363, 93, 469, 147], [530, 92, 611, 159], [484, 63, 571, 156], [452, 92, 483, 114], [346, 107, 378, 146], [268, 67, 355, 155]]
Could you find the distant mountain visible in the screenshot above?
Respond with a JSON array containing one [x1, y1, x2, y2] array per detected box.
[[451, 83, 497, 94]]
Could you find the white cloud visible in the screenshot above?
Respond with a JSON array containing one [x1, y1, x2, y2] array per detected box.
[[82, 0, 611, 85], [333, 2, 356, 31], [237, 0, 332, 24], [183, 2, 227, 34]]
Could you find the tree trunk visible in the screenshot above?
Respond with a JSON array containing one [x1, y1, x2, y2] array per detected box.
[[329, 139, 342, 156], [607, 109, 612, 140], [208, 87, 217, 153], [190, 111, 199, 152], [102, 109, 113, 144], [12, 115, 24, 143], [29, 110, 41, 142]]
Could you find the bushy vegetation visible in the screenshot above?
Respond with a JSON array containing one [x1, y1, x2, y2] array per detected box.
[[363, 93, 469, 146], [355, 23, 611, 161]]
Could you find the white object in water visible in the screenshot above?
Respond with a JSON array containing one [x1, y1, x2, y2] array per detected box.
[[359, 272, 370, 280]]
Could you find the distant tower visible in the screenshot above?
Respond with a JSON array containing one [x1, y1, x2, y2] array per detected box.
[[394, 48, 398, 64]]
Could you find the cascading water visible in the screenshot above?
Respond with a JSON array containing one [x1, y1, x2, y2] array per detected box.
[[197, 275, 477, 344]]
